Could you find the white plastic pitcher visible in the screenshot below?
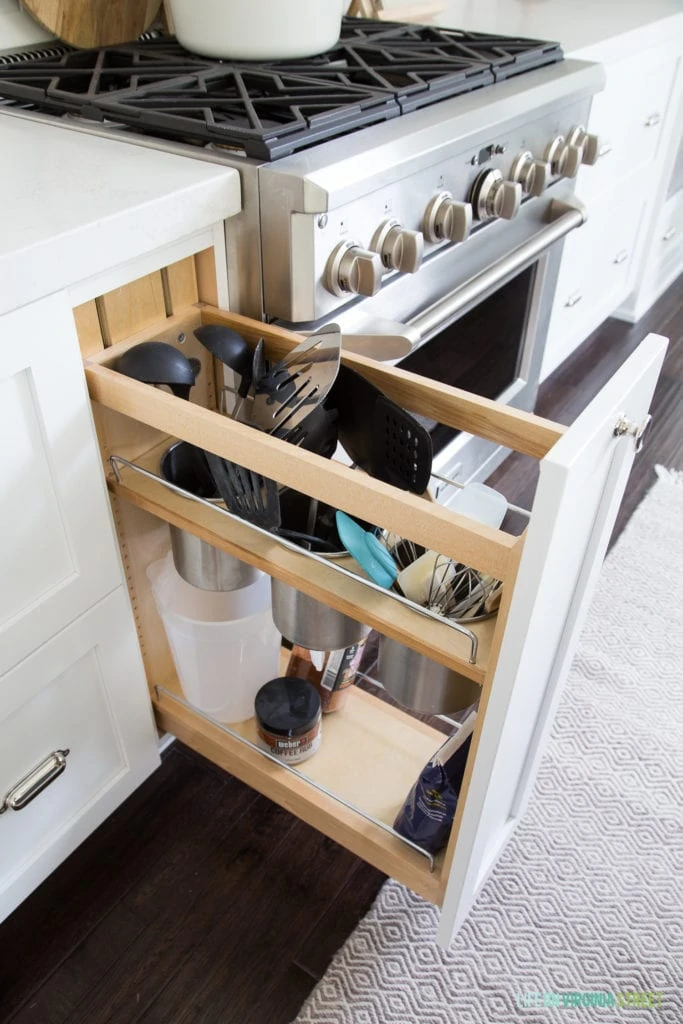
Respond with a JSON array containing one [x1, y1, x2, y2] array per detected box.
[[148, 554, 281, 723], [167, 0, 347, 60]]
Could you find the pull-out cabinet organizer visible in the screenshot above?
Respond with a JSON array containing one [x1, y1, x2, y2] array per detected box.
[[79, 254, 666, 946]]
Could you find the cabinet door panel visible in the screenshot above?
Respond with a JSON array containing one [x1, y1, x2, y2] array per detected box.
[[0, 294, 122, 674], [438, 334, 667, 946], [580, 48, 676, 199], [0, 588, 159, 922]]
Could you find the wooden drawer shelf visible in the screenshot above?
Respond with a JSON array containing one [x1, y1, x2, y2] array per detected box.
[[153, 676, 446, 904]]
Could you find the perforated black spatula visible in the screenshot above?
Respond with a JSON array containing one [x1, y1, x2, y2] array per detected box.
[[328, 364, 433, 493]]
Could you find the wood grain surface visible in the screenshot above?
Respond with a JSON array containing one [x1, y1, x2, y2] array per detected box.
[[21, 0, 161, 48]]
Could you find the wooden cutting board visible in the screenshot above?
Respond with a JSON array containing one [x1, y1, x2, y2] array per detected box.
[[21, 0, 163, 48]]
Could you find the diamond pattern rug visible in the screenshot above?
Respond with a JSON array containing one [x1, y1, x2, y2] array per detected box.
[[293, 467, 683, 1024]]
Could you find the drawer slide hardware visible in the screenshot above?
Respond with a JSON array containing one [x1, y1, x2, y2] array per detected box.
[[154, 685, 436, 870], [110, 454, 482, 663], [613, 413, 652, 453], [1, 749, 70, 814]]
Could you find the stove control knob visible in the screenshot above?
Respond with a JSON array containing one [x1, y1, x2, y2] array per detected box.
[[324, 240, 383, 297], [544, 135, 584, 178], [509, 151, 550, 197], [567, 125, 601, 166], [470, 169, 522, 221], [423, 192, 473, 244], [371, 219, 424, 274]]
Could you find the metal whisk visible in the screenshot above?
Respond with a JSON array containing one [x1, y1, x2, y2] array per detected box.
[[381, 533, 501, 622]]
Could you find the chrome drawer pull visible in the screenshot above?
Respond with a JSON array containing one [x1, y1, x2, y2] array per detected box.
[[613, 250, 629, 265], [614, 413, 652, 454], [662, 227, 677, 242], [0, 749, 70, 814], [644, 112, 661, 128], [598, 142, 613, 157], [564, 290, 583, 308]]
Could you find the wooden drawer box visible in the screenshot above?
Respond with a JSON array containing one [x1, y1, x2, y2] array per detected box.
[[75, 254, 666, 945]]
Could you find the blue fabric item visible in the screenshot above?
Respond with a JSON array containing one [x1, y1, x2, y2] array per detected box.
[[393, 733, 473, 854]]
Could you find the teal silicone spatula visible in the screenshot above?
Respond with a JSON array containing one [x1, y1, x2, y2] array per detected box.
[[335, 511, 398, 589]]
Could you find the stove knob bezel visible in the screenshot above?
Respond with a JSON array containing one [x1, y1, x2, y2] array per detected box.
[[510, 150, 550, 197], [545, 134, 584, 178], [370, 218, 424, 274], [469, 169, 522, 222], [324, 240, 384, 298], [423, 192, 473, 244], [567, 125, 601, 166]]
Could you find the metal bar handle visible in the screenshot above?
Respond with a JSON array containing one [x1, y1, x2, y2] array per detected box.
[[0, 749, 70, 814], [409, 198, 587, 341]]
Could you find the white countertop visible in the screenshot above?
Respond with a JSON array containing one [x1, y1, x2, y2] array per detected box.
[[0, 0, 53, 52], [383, 0, 683, 55], [0, 112, 241, 316]]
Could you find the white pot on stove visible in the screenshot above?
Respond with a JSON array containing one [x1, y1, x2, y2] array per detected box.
[[167, 0, 347, 61]]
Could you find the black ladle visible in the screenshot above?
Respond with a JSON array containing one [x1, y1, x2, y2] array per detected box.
[[116, 341, 197, 401], [194, 324, 253, 416]]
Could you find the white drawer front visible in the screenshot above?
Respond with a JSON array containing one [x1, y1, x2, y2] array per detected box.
[[655, 188, 683, 277], [0, 293, 123, 674], [543, 188, 647, 377], [578, 50, 677, 201], [0, 588, 159, 920]]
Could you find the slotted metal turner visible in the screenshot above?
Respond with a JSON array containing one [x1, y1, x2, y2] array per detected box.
[[249, 325, 341, 435]]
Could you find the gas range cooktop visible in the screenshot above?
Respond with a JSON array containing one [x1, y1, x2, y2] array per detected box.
[[0, 19, 563, 159]]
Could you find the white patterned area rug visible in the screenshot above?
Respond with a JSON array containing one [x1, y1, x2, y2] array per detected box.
[[293, 468, 683, 1024]]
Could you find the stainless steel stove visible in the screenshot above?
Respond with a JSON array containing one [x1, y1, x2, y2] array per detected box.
[[0, 20, 605, 498]]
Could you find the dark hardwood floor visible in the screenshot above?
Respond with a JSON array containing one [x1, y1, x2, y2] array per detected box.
[[1, 278, 681, 1024]]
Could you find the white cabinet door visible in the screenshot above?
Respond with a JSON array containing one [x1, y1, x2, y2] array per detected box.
[[0, 587, 159, 922], [438, 333, 667, 945], [0, 293, 123, 674]]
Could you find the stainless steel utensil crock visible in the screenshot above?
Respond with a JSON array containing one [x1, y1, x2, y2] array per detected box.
[[270, 577, 371, 650], [169, 527, 260, 592], [378, 635, 481, 715], [161, 441, 261, 592]]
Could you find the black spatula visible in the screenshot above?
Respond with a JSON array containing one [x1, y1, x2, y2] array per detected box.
[[328, 365, 433, 493], [205, 452, 281, 531]]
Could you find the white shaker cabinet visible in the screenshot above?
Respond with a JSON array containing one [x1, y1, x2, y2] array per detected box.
[[542, 27, 683, 377], [0, 588, 160, 921], [0, 291, 160, 922], [0, 292, 123, 674]]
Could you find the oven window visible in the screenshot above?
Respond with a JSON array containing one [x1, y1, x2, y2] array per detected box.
[[399, 266, 534, 453]]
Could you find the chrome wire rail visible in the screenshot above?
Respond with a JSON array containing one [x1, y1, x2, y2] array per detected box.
[[154, 684, 436, 871], [110, 453, 481, 663]]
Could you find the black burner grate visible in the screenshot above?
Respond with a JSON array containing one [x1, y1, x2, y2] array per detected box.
[[0, 20, 562, 159]]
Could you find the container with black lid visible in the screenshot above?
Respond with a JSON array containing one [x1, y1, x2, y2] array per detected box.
[[254, 677, 322, 765]]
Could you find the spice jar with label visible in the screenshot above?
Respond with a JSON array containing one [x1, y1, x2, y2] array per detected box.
[[285, 637, 367, 713], [254, 677, 322, 764]]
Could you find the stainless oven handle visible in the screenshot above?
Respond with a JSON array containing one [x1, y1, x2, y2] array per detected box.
[[409, 198, 587, 341]]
